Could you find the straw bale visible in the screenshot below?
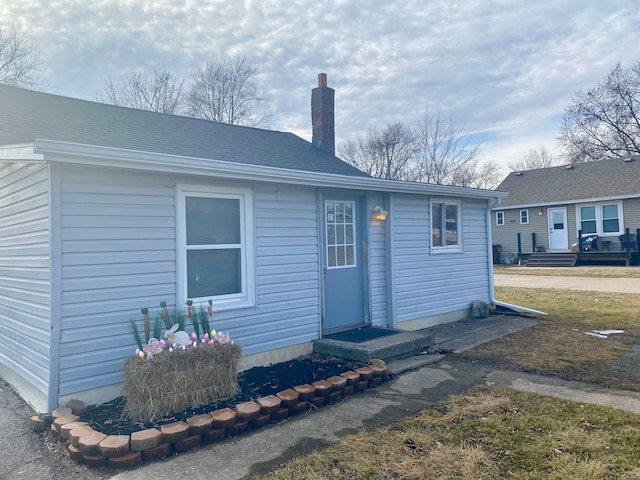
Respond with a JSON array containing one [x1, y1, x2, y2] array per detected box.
[[122, 343, 241, 422]]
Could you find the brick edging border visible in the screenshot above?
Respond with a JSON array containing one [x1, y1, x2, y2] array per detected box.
[[29, 360, 388, 469]]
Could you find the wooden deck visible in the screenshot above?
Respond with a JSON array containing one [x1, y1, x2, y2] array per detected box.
[[522, 251, 639, 267], [576, 251, 639, 267]]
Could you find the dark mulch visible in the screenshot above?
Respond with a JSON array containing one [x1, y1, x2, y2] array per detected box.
[[79, 354, 367, 436]]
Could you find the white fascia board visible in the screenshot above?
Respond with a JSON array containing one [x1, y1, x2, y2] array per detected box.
[[0, 143, 44, 161], [496, 194, 640, 210], [33, 138, 507, 200]]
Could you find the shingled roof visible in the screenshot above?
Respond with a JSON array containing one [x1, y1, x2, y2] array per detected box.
[[495, 157, 640, 207], [0, 84, 369, 178]]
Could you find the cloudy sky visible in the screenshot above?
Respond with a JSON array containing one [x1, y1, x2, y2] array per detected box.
[[2, 1, 639, 176]]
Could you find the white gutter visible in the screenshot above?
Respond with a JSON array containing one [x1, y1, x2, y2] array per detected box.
[[494, 193, 640, 210], [33, 139, 509, 201], [486, 197, 548, 316]]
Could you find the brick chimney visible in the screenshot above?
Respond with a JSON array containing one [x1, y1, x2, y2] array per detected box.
[[311, 73, 335, 155]]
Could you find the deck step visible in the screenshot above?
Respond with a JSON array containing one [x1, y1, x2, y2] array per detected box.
[[526, 253, 577, 267]]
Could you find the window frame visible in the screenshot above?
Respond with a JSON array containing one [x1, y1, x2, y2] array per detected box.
[[519, 209, 529, 225], [577, 202, 623, 236], [176, 184, 255, 311], [495, 211, 505, 226], [430, 198, 462, 253]]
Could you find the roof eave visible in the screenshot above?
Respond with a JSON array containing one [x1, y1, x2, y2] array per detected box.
[[495, 193, 640, 210], [0, 143, 45, 162], [34, 139, 507, 200]]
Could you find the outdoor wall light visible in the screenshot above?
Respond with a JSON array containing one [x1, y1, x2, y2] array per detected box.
[[538, 208, 544, 216], [373, 206, 388, 221]]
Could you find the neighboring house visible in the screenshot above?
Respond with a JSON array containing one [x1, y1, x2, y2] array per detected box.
[[0, 76, 506, 413], [492, 158, 640, 263]]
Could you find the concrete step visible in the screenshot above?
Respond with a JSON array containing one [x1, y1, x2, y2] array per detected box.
[[313, 330, 435, 363]]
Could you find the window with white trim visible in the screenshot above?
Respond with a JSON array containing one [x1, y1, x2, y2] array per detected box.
[[177, 184, 255, 309], [431, 199, 461, 251], [578, 202, 622, 236], [496, 211, 505, 226], [520, 209, 529, 224]]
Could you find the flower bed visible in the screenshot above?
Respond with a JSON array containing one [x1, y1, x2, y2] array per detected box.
[[31, 357, 390, 469]]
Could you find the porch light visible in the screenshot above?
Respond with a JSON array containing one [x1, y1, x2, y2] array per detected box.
[[373, 206, 388, 221], [538, 208, 544, 216]]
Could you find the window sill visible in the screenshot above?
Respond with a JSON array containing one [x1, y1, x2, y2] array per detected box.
[[431, 247, 463, 255]]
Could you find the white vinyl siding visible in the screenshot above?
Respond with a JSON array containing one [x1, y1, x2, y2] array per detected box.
[[0, 162, 51, 402], [58, 166, 177, 396], [392, 195, 489, 325], [57, 171, 322, 397], [367, 194, 388, 327]]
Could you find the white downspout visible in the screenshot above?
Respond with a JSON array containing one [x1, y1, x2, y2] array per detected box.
[[487, 197, 548, 316]]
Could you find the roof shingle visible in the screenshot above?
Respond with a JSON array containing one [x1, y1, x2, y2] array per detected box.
[[0, 85, 369, 178], [496, 158, 640, 207]]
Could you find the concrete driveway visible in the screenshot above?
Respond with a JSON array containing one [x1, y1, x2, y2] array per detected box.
[[494, 273, 640, 293]]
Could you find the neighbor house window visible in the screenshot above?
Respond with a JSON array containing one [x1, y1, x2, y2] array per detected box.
[[602, 204, 620, 233], [177, 184, 255, 309], [520, 209, 529, 224], [431, 199, 461, 252], [496, 211, 505, 226], [578, 203, 622, 236]]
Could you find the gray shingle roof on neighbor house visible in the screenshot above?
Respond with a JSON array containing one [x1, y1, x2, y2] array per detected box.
[[496, 157, 640, 207], [0, 84, 369, 178]]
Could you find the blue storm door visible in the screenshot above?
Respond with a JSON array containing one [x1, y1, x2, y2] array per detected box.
[[323, 198, 366, 332]]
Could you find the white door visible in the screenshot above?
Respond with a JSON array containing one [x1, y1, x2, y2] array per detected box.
[[548, 207, 568, 250]]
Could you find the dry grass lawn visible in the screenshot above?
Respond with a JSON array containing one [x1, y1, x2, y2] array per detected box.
[[254, 282, 640, 479], [470, 287, 640, 390], [257, 387, 640, 479]]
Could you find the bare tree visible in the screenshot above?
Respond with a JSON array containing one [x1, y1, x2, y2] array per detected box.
[[338, 122, 417, 180], [509, 146, 559, 171], [105, 65, 185, 114], [414, 110, 481, 185], [186, 56, 275, 127], [452, 160, 501, 189], [558, 60, 640, 163], [0, 22, 44, 88]]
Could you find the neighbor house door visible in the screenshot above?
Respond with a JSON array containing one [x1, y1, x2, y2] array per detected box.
[[548, 207, 568, 250], [322, 198, 366, 333]]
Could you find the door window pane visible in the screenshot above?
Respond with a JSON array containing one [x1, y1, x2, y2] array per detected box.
[[325, 200, 356, 268], [552, 211, 564, 229]]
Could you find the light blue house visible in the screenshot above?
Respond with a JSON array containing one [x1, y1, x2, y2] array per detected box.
[[0, 76, 506, 412]]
